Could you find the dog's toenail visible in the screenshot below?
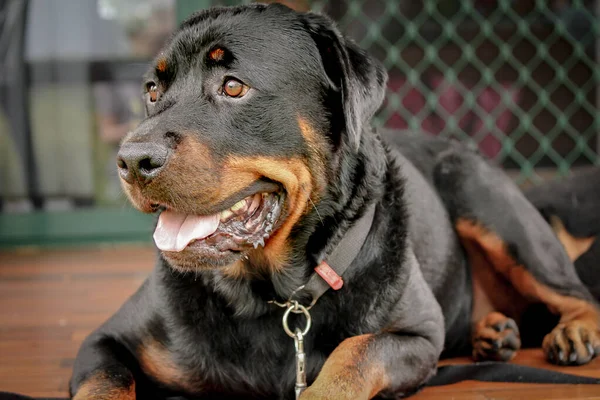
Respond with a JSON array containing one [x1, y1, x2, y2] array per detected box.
[[586, 343, 594, 356]]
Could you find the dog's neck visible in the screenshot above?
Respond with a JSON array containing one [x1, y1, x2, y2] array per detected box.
[[158, 129, 389, 318]]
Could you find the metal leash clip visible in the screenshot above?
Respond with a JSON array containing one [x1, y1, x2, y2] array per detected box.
[[279, 300, 311, 399], [293, 328, 307, 399]]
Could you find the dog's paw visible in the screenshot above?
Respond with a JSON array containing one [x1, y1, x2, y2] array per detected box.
[[472, 312, 521, 362], [543, 320, 600, 365]]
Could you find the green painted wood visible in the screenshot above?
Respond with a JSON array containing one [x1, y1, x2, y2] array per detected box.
[[0, 208, 155, 248]]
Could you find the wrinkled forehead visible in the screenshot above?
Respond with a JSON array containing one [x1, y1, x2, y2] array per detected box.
[[158, 7, 324, 86]]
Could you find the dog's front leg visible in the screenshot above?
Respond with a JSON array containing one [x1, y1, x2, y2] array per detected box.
[[70, 332, 136, 400], [300, 332, 439, 399], [301, 251, 444, 399], [69, 289, 151, 400]]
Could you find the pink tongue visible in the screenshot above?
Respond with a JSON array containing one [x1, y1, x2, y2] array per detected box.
[[153, 210, 220, 252]]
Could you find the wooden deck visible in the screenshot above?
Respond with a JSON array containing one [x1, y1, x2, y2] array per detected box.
[[1, 247, 599, 399]]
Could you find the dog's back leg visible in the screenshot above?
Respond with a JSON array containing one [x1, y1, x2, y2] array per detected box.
[[432, 146, 600, 365]]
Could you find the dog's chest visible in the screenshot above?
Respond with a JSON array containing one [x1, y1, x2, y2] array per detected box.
[[138, 314, 332, 398]]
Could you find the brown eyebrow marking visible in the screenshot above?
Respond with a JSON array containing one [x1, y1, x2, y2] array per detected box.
[[208, 47, 226, 62], [156, 57, 168, 73]]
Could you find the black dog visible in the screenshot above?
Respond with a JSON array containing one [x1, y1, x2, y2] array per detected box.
[[71, 4, 600, 399]]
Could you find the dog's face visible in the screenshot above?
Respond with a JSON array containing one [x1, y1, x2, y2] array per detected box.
[[117, 4, 386, 273]]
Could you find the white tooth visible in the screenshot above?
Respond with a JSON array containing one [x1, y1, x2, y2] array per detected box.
[[230, 199, 246, 212], [249, 194, 261, 214], [220, 209, 234, 221], [253, 242, 259, 249], [258, 238, 265, 247]]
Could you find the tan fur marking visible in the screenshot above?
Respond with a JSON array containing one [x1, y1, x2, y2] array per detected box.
[[208, 47, 226, 62], [225, 156, 314, 271], [301, 334, 389, 399], [164, 136, 220, 209], [297, 116, 328, 197], [222, 259, 249, 279], [123, 136, 245, 215], [456, 219, 598, 317], [120, 136, 216, 213], [120, 181, 156, 213], [73, 372, 135, 400], [456, 219, 600, 361], [550, 215, 596, 262], [121, 131, 326, 275], [462, 239, 525, 325], [138, 340, 196, 392], [156, 57, 168, 73]]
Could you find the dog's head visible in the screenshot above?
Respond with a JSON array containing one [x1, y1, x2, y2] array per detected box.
[[117, 4, 387, 273]]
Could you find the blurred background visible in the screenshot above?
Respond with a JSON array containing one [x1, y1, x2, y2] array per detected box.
[[0, 0, 598, 247]]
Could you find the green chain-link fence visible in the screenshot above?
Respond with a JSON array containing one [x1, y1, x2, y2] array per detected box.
[[182, 0, 600, 185]]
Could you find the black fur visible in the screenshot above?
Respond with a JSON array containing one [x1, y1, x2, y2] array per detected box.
[[525, 167, 600, 239]]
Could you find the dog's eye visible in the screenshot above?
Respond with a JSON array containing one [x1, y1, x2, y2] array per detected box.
[[222, 78, 248, 98], [147, 83, 159, 103]]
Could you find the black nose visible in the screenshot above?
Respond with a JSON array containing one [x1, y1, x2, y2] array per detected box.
[[117, 142, 169, 184]]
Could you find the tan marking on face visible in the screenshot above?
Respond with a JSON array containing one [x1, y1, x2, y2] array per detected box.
[[209, 47, 225, 62], [72, 372, 135, 400], [550, 215, 596, 262], [297, 116, 328, 196], [120, 181, 156, 213], [224, 156, 314, 271], [156, 57, 168, 73], [120, 130, 327, 274], [120, 136, 237, 215]]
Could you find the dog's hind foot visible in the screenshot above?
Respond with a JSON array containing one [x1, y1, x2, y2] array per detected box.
[[543, 319, 600, 365], [472, 312, 521, 362]]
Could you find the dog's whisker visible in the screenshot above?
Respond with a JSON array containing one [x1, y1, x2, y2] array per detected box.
[[298, 186, 324, 226], [307, 193, 324, 226]]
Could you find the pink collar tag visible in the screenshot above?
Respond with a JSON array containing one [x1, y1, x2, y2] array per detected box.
[[314, 261, 344, 290]]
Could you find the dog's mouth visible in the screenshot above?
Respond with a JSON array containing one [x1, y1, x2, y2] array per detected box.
[[153, 191, 284, 254]]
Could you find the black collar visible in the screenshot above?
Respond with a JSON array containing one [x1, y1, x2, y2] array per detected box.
[[273, 204, 377, 309]]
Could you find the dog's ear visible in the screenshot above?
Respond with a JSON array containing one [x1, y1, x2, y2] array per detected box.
[[303, 13, 388, 151]]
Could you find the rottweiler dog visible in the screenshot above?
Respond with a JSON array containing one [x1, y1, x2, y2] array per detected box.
[[70, 4, 600, 399]]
